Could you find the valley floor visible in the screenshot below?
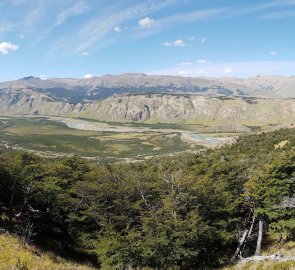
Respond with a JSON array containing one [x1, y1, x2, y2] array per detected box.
[[0, 115, 236, 161]]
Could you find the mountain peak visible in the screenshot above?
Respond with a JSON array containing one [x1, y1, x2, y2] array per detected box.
[[21, 76, 39, 81]]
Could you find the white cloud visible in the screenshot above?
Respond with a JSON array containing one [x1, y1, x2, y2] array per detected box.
[[81, 51, 89, 56], [177, 62, 192, 66], [84, 74, 94, 79], [0, 42, 19, 55], [188, 36, 195, 41], [138, 17, 155, 28], [162, 39, 186, 47], [114, 26, 121, 32], [197, 59, 207, 64], [39, 74, 47, 80], [55, 1, 88, 26], [200, 37, 206, 43], [178, 70, 192, 76], [174, 39, 186, 47], [270, 51, 278, 56], [224, 68, 233, 74], [19, 34, 25, 39]]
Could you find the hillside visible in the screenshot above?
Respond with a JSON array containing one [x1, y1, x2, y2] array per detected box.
[[0, 127, 294, 269], [0, 233, 94, 270]]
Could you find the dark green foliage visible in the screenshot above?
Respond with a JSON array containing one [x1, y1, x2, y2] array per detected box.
[[0, 128, 294, 269]]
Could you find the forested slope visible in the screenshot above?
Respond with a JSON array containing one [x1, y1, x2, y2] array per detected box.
[[0, 128, 294, 269]]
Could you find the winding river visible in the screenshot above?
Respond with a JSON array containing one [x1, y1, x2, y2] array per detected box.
[[57, 118, 226, 146]]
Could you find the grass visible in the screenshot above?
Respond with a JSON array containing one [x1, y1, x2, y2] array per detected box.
[[222, 242, 295, 270], [0, 233, 95, 270]]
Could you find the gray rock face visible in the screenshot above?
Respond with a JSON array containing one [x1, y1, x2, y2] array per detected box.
[[1, 89, 295, 126]]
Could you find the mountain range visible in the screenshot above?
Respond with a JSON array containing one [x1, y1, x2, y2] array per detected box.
[[1, 73, 295, 126]]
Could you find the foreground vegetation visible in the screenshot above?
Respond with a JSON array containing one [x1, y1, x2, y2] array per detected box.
[[0, 127, 294, 269], [0, 233, 94, 270], [222, 241, 295, 270]]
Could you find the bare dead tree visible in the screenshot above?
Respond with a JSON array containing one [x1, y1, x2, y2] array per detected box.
[[15, 219, 36, 247], [136, 180, 150, 210], [163, 171, 182, 220], [255, 219, 263, 256], [230, 229, 249, 263]]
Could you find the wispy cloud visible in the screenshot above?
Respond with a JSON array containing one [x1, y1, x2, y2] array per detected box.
[[10, 0, 26, 6], [150, 60, 295, 78], [162, 39, 186, 47], [200, 37, 206, 43], [197, 59, 208, 64], [231, 0, 295, 17], [133, 7, 229, 39], [55, 1, 88, 26], [270, 51, 278, 56], [0, 21, 16, 34], [161, 8, 229, 25], [0, 42, 19, 55], [71, 0, 177, 52], [177, 62, 192, 66], [261, 9, 295, 20], [22, 0, 51, 28]]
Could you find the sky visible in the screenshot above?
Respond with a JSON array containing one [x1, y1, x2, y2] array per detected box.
[[0, 0, 295, 81]]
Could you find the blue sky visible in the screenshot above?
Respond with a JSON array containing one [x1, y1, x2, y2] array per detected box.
[[0, 0, 295, 81]]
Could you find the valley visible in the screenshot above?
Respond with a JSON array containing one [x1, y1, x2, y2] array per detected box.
[[1, 74, 294, 268], [0, 115, 224, 161], [2, 74, 295, 161]]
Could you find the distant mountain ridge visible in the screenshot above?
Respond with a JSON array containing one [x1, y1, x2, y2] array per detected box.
[[1, 74, 295, 103], [1, 74, 295, 126]]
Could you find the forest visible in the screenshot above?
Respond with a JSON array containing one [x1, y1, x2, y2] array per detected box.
[[0, 128, 294, 269]]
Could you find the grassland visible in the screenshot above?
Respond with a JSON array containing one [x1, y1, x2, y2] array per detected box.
[[0, 233, 95, 270], [0, 116, 206, 161]]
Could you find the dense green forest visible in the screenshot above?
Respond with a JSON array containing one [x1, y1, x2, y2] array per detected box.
[[0, 128, 294, 269]]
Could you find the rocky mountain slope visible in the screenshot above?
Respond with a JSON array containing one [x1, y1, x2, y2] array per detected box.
[[0, 74, 295, 125]]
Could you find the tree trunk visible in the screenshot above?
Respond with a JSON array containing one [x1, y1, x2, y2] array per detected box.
[[255, 219, 263, 256], [9, 178, 17, 230], [231, 229, 249, 262], [248, 215, 255, 237]]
